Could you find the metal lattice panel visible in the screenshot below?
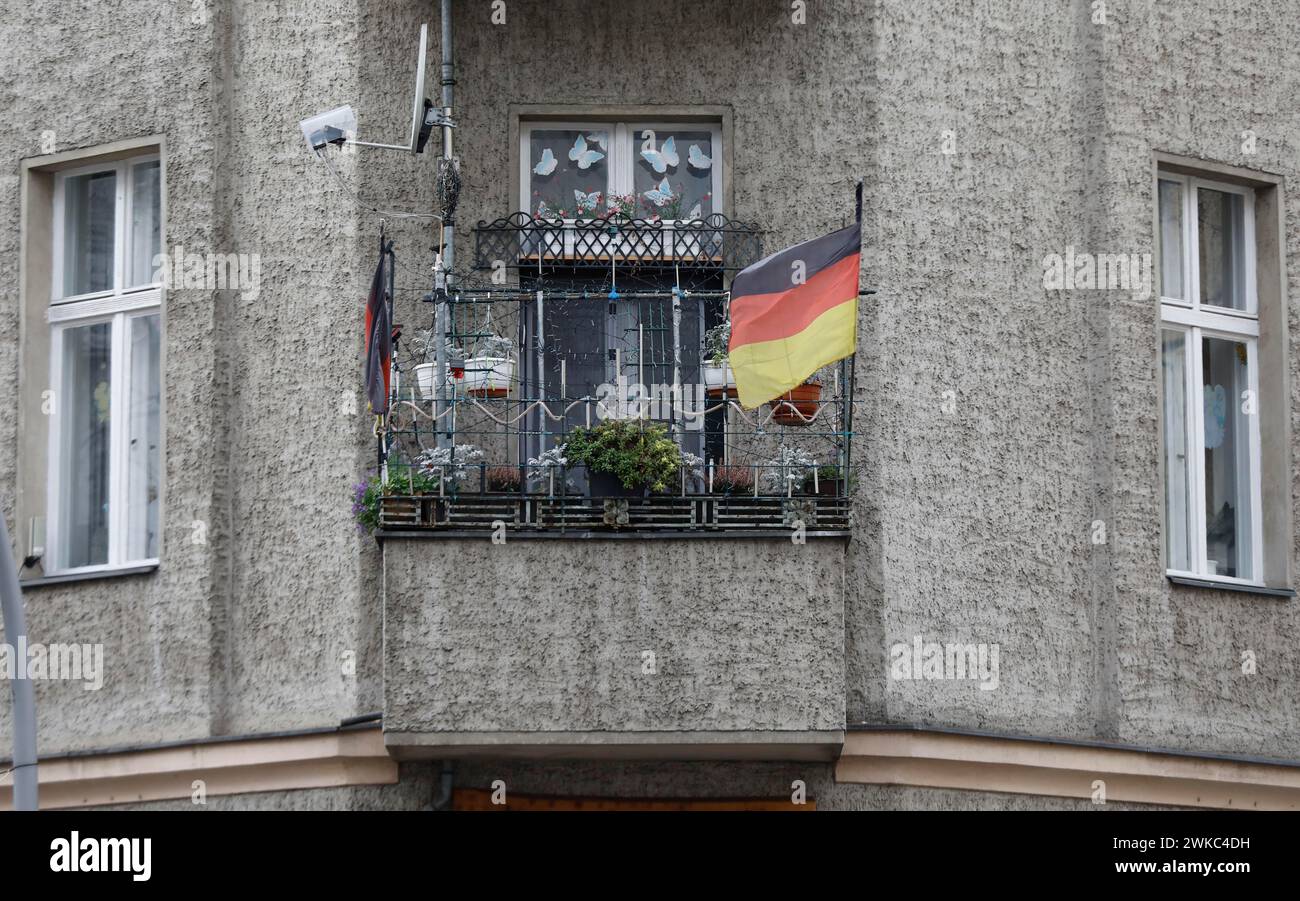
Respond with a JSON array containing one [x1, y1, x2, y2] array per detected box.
[[473, 212, 763, 271]]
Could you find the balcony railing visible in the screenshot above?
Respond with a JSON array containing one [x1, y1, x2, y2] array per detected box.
[[371, 214, 855, 540], [377, 462, 852, 537], [472, 212, 764, 271]]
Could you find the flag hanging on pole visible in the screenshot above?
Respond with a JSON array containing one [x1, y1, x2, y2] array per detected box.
[[364, 250, 391, 415], [727, 220, 861, 409]]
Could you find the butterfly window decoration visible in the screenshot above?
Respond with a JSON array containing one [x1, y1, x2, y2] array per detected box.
[[640, 134, 679, 174], [635, 130, 713, 221], [568, 134, 605, 170], [642, 177, 675, 208], [533, 147, 557, 177], [529, 129, 608, 220]]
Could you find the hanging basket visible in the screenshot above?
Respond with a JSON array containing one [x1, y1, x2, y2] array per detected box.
[[463, 356, 514, 398], [414, 363, 445, 401], [768, 380, 822, 426]]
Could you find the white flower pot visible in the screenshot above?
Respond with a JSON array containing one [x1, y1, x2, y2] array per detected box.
[[414, 362, 446, 401], [463, 356, 514, 398], [702, 361, 735, 398]]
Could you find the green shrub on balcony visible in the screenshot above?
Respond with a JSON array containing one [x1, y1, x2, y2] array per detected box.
[[565, 419, 681, 493]]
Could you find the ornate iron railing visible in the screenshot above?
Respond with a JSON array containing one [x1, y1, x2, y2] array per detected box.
[[472, 212, 764, 271]]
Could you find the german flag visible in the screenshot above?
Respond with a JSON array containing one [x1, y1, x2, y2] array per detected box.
[[727, 221, 861, 409]]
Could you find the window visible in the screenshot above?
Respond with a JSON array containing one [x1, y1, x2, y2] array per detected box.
[[1158, 173, 1262, 583], [46, 155, 162, 573], [520, 121, 722, 220]]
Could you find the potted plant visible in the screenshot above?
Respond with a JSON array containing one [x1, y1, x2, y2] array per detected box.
[[605, 192, 638, 221], [679, 451, 707, 495], [769, 378, 822, 426], [802, 464, 849, 496], [463, 334, 515, 398], [588, 192, 662, 258], [702, 322, 736, 399], [762, 446, 818, 495], [486, 465, 523, 493], [526, 196, 567, 259], [711, 464, 754, 496], [526, 445, 577, 495], [409, 332, 464, 402], [564, 419, 681, 497], [352, 466, 443, 534], [415, 444, 485, 492]]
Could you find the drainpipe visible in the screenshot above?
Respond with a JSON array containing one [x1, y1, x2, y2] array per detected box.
[[440, 0, 455, 167], [435, 0, 456, 448], [0, 510, 37, 809]]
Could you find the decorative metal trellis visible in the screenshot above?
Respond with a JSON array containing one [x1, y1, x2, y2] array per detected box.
[[377, 214, 856, 537], [472, 212, 765, 272]]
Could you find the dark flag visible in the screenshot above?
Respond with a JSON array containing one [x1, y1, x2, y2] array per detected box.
[[364, 251, 391, 415]]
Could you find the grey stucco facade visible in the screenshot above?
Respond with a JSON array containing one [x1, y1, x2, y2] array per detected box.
[[3, 0, 1300, 810]]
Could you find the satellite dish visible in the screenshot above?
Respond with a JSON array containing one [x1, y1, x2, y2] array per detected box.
[[300, 24, 441, 155]]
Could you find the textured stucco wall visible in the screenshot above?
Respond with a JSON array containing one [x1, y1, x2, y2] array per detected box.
[[850, 0, 1300, 760], [0, 0, 386, 754], [384, 538, 845, 736]]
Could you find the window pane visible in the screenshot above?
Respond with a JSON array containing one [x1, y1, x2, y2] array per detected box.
[[1197, 187, 1248, 311], [526, 129, 609, 218], [632, 129, 714, 220], [1202, 336, 1253, 579], [1158, 179, 1183, 300], [126, 314, 161, 560], [1161, 330, 1191, 571], [129, 161, 161, 288], [62, 170, 116, 297], [60, 322, 113, 568]]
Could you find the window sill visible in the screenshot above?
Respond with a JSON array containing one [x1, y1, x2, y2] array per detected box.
[[1166, 574, 1294, 598], [19, 563, 159, 589]]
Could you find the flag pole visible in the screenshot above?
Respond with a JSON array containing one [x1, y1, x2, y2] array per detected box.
[[844, 181, 862, 497], [378, 221, 389, 474]]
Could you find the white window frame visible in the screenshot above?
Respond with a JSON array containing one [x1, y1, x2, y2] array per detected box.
[[1158, 172, 1257, 316], [518, 121, 724, 220], [1159, 172, 1263, 586], [51, 153, 161, 304], [46, 153, 162, 576]]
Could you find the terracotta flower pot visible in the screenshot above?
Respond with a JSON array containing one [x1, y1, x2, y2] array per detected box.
[[703, 362, 737, 399], [769, 380, 822, 426]]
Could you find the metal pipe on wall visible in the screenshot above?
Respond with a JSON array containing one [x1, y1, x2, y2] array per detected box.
[[0, 510, 38, 809], [435, 0, 455, 448]]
